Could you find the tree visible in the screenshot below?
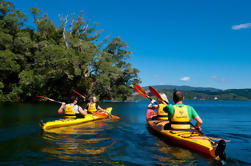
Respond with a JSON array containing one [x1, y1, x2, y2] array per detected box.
[[0, 0, 140, 102]]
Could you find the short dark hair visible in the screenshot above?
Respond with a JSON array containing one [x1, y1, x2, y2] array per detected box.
[[70, 96, 78, 103], [173, 90, 183, 103]]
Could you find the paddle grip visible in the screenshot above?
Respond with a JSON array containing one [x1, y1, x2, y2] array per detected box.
[[148, 97, 158, 105]]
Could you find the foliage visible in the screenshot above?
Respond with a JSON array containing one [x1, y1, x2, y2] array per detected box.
[[0, 0, 140, 102]]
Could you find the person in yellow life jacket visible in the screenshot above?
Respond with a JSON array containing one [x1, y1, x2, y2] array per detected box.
[[58, 96, 87, 118], [84, 96, 104, 114], [163, 90, 203, 131], [148, 93, 169, 121]]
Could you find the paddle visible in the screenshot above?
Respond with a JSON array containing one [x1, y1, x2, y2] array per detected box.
[[73, 90, 86, 100], [148, 86, 169, 104], [73, 90, 120, 120], [134, 84, 159, 106], [37, 96, 63, 104], [134, 84, 152, 100]]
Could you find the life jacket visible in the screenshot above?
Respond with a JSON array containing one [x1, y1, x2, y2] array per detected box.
[[88, 103, 97, 113], [157, 104, 168, 120], [170, 105, 190, 129], [64, 104, 79, 118]]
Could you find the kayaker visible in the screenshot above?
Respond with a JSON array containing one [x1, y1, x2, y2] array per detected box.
[[84, 96, 104, 114], [163, 90, 203, 131], [148, 93, 169, 120], [58, 96, 87, 118]]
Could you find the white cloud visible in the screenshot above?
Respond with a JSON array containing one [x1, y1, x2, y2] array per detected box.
[[232, 23, 251, 30], [210, 75, 225, 82], [180, 76, 191, 81]]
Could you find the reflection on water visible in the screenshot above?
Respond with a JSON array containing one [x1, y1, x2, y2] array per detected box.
[[155, 141, 194, 160], [41, 120, 119, 164], [147, 126, 220, 166]]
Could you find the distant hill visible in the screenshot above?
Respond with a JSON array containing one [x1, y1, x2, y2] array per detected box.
[[133, 85, 251, 101], [146, 85, 221, 92]]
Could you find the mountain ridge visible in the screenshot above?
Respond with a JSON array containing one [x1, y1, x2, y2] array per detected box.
[[145, 85, 221, 92], [133, 85, 251, 100]]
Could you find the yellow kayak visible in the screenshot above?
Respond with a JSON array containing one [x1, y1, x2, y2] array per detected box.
[[41, 107, 112, 131], [146, 109, 226, 161]]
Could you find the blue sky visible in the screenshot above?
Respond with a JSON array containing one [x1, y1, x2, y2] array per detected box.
[[11, 0, 251, 89]]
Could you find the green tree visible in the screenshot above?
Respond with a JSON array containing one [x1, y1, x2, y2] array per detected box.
[[0, 0, 140, 102]]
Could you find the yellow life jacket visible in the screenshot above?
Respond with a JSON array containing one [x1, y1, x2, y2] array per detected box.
[[64, 104, 78, 118], [157, 104, 168, 120], [171, 105, 190, 129], [88, 103, 97, 113]]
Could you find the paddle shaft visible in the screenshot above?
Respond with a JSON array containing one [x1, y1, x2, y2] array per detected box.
[[190, 122, 204, 135], [73, 90, 86, 99], [52, 100, 63, 104], [37, 96, 63, 104], [48, 99, 63, 104]]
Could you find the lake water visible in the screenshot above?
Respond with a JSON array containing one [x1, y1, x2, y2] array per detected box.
[[0, 100, 251, 165]]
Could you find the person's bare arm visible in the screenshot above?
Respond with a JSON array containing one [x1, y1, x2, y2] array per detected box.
[[58, 102, 65, 114], [148, 100, 158, 110], [79, 106, 87, 116], [97, 106, 104, 112], [194, 116, 203, 131]]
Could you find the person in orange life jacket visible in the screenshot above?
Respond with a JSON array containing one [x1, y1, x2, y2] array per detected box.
[[58, 96, 87, 118], [84, 96, 104, 114], [163, 90, 203, 131], [148, 93, 169, 121]]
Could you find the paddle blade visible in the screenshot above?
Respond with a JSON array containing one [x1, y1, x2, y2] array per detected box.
[[134, 84, 149, 98], [148, 86, 163, 101], [73, 90, 86, 99], [111, 115, 120, 119], [37, 96, 50, 101]]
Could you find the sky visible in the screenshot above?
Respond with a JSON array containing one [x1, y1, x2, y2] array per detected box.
[[10, 0, 251, 89]]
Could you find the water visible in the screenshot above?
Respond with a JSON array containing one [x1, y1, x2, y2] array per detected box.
[[0, 100, 251, 165]]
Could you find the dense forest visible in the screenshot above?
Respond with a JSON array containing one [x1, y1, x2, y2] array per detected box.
[[0, 0, 140, 102]]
